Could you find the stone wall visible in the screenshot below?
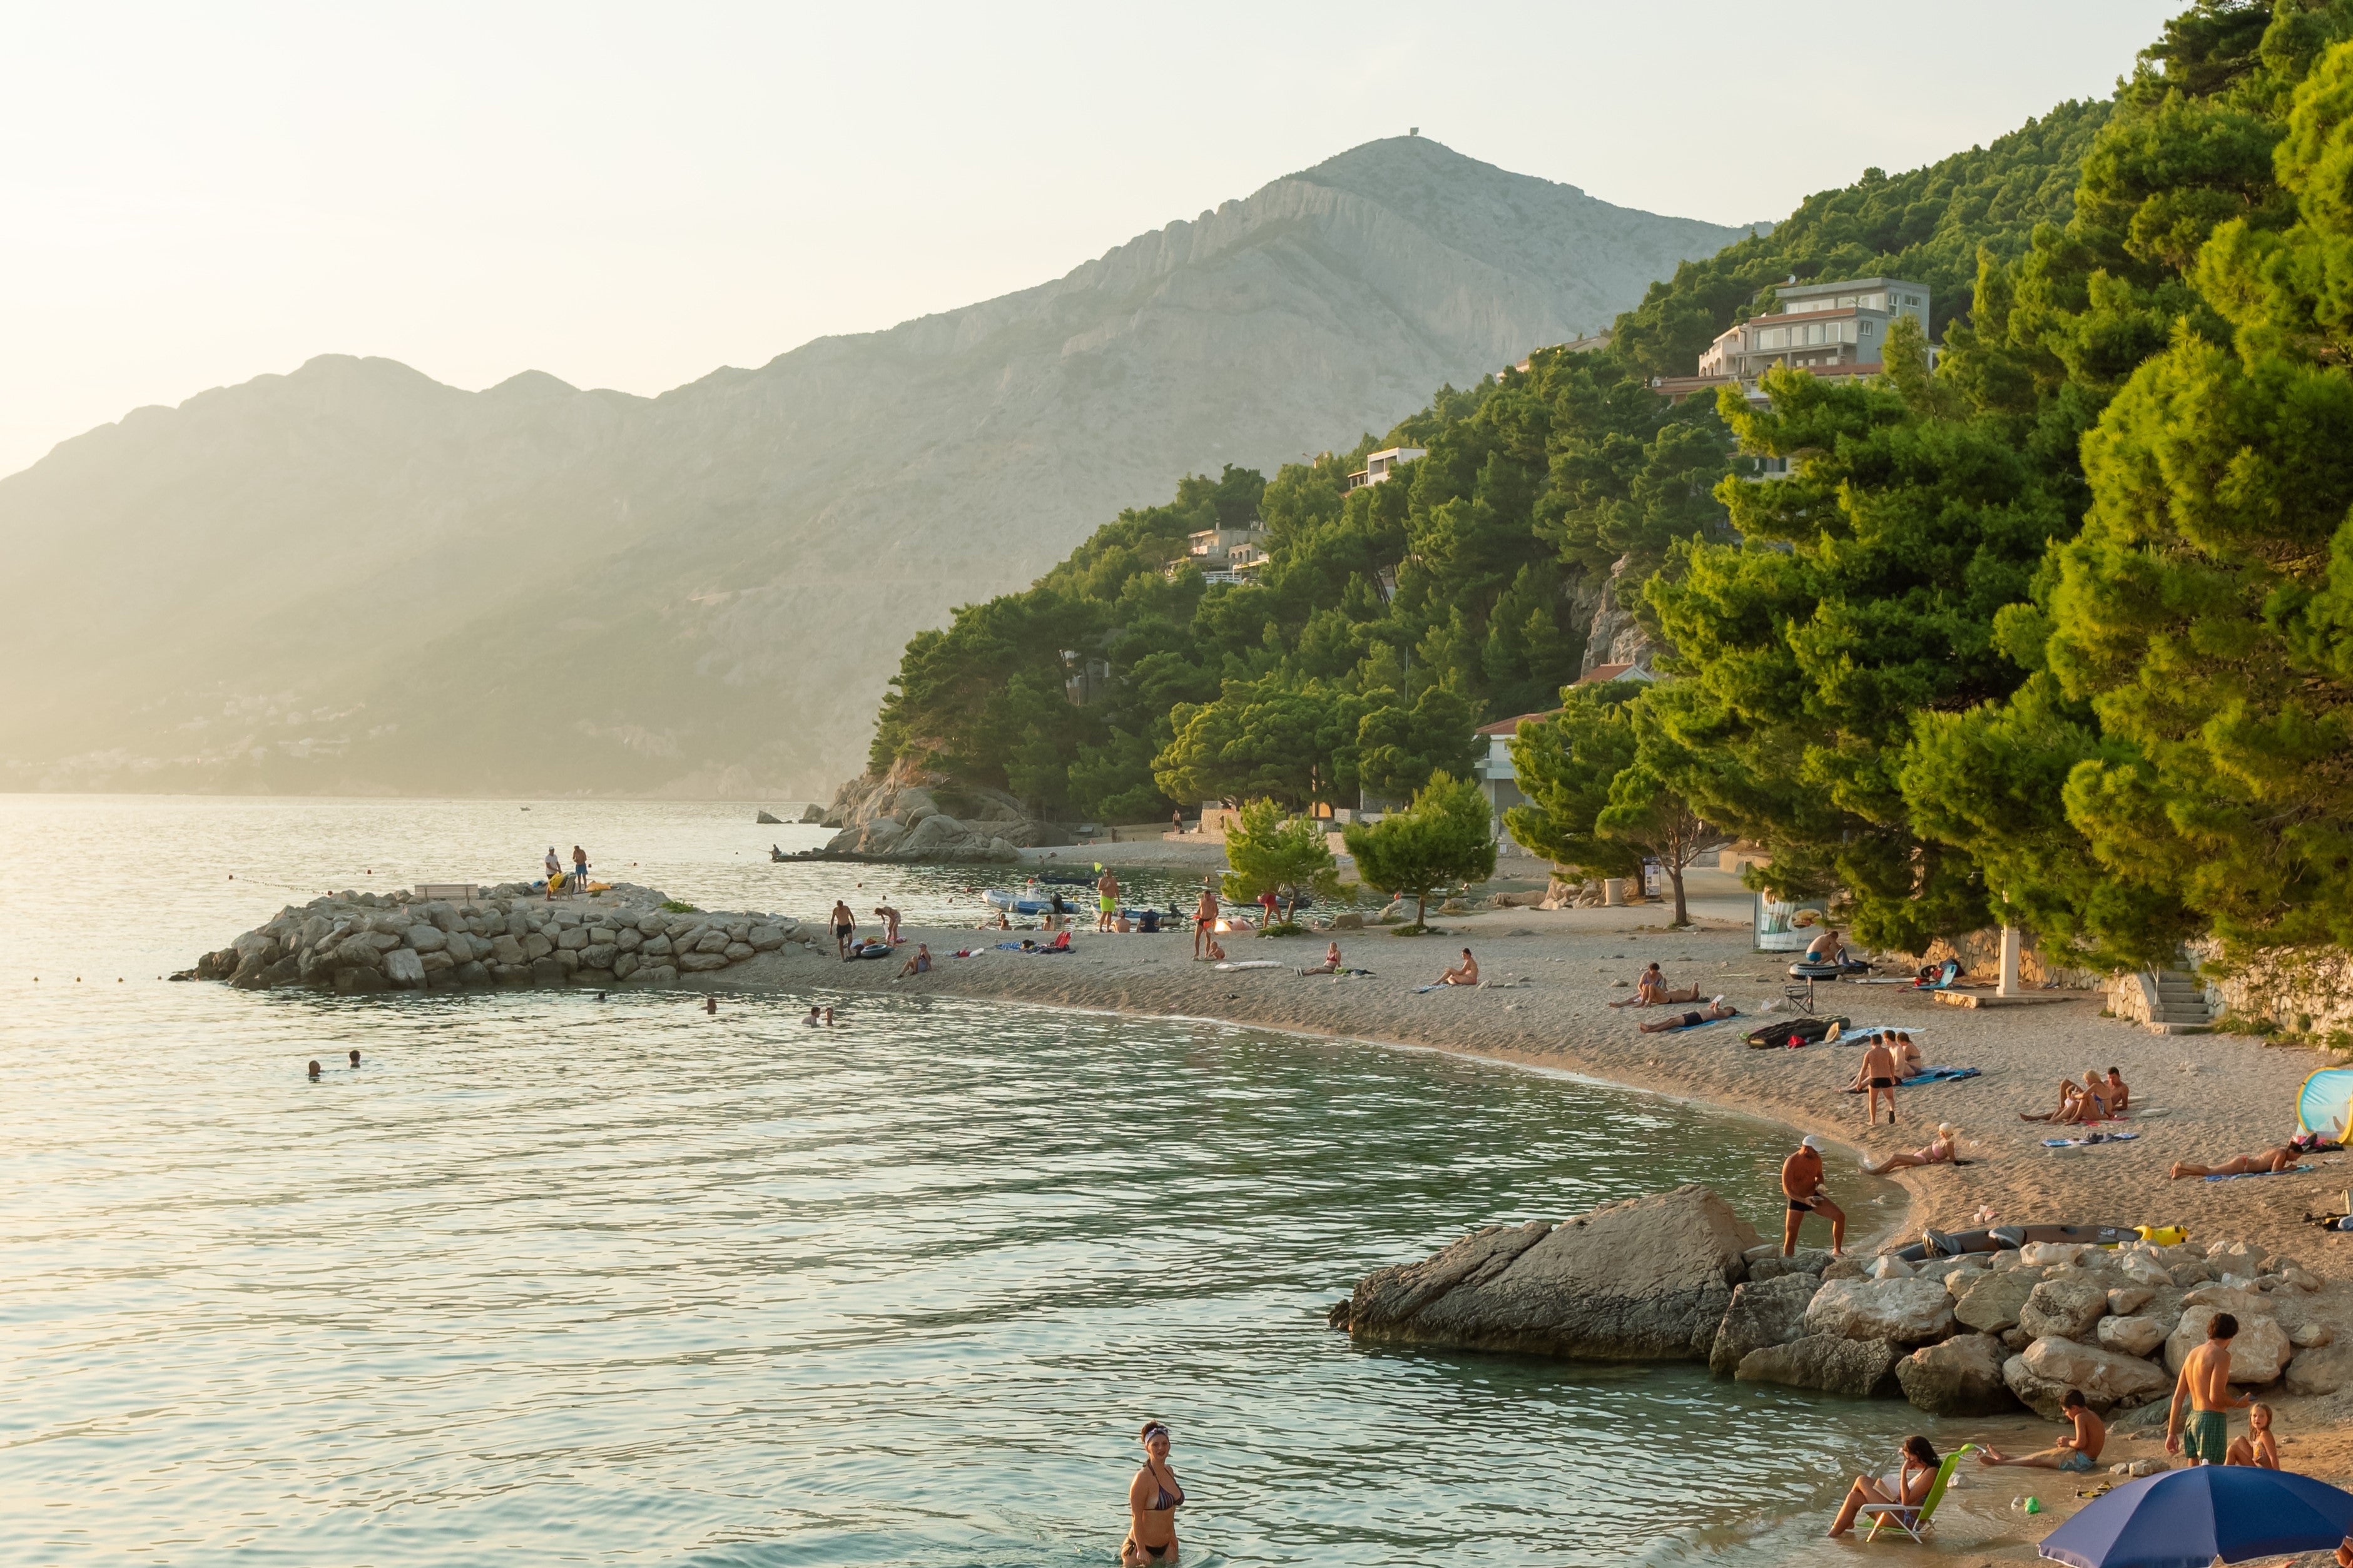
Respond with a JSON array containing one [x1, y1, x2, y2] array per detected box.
[[2193, 939, 2353, 1043]]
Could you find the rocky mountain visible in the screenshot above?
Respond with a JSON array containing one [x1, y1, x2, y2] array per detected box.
[[0, 136, 1747, 797]]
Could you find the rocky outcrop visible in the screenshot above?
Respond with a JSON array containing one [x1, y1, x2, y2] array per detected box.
[[181, 883, 818, 993], [798, 760, 1050, 862], [1804, 1277, 1958, 1346], [1349, 1185, 1759, 1361], [1708, 1273, 1821, 1375], [2010, 1337, 2170, 1415]]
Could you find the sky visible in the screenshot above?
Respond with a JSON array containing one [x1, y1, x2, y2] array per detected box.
[[2, 1, 2187, 478]]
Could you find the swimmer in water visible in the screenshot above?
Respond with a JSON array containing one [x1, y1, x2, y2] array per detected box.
[[803, 1006, 821, 1026], [822, 1006, 836, 1027], [307, 1060, 322, 1079], [1121, 1420, 1183, 1565], [704, 996, 718, 1016], [348, 1050, 360, 1068]]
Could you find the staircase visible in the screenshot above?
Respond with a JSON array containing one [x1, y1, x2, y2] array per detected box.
[[2145, 967, 2215, 1033]]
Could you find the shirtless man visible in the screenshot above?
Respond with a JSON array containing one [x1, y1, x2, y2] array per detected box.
[[1608, 962, 1700, 1008], [1639, 998, 1737, 1033], [1979, 1388, 2105, 1472], [2170, 1146, 2298, 1180], [831, 899, 856, 958], [1863, 1124, 1958, 1175], [1096, 868, 1121, 933], [1192, 883, 1220, 960], [2021, 1073, 2108, 1124], [1781, 1133, 1845, 1256], [1803, 926, 1846, 963], [2104, 1066, 2130, 1116], [1854, 1034, 1900, 1126], [2168, 1312, 2249, 1465], [1436, 949, 1479, 986]]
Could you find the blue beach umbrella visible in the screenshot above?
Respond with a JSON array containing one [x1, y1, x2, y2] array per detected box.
[[2038, 1467, 2353, 1568]]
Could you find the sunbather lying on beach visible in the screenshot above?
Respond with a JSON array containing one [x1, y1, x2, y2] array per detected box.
[[1435, 949, 1478, 986], [1299, 941, 1343, 976], [1608, 962, 1700, 1008], [1863, 1125, 1959, 1174], [1639, 998, 1736, 1033], [2170, 1146, 2298, 1180]]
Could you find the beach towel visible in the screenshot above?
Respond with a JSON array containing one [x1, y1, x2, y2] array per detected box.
[[2044, 1131, 2138, 1148], [2205, 1163, 2314, 1181], [1903, 1066, 1978, 1086], [1415, 982, 1475, 994], [1214, 961, 1283, 971], [1660, 1014, 1737, 1033]]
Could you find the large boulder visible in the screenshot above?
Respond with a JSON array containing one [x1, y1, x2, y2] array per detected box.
[[1804, 1277, 1958, 1346], [1737, 1334, 1903, 1398], [1708, 1273, 1821, 1376], [382, 948, 427, 989], [404, 924, 447, 953], [2097, 1315, 2168, 1358], [2285, 1339, 2353, 1396], [2166, 1307, 2292, 1384], [2019, 1336, 2169, 1408], [1954, 1270, 2039, 1334], [2019, 1277, 2111, 1342], [1349, 1186, 1759, 1361], [1897, 1333, 2019, 1417]]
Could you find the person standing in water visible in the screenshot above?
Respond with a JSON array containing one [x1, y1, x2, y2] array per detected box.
[[1121, 1420, 1183, 1565], [1192, 883, 1219, 960]]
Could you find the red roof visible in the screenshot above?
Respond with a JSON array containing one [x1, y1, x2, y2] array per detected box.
[[1475, 709, 1557, 736]]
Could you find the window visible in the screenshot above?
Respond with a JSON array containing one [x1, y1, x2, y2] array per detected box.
[[1760, 326, 1787, 348], [1859, 293, 1884, 311], [1836, 295, 1856, 308], [1803, 323, 1823, 345]]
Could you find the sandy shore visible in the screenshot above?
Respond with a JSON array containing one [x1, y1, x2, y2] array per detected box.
[[702, 879, 2353, 1550]]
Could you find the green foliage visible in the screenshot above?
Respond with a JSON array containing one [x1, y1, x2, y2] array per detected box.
[[1503, 681, 1646, 876], [1341, 772, 1498, 926], [1219, 799, 1343, 919]]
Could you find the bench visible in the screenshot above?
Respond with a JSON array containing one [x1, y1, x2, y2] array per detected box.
[[414, 883, 480, 906]]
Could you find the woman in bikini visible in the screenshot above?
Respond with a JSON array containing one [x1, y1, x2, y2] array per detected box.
[[1122, 1420, 1184, 1565], [1863, 1124, 1959, 1174]]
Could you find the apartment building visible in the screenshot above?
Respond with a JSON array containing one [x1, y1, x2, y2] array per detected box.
[[1653, 275, 1931, 403]]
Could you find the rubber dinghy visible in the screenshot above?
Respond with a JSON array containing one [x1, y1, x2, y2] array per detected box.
[[982, 889, 1064, 916], [1891, 1223, 2148, 1263]]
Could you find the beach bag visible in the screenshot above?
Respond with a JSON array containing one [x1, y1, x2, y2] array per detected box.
[[1745, 1014, 1850, 1050]]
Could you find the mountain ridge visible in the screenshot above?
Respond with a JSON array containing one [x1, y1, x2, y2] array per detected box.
[[0, 136, 1746, 796]]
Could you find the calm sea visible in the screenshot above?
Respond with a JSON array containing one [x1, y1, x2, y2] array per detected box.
[[0, 796, 1953, 1565]]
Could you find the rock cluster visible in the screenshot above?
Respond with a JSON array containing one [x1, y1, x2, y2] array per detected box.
[[810, 761, 1069, 863], [1349, 1190, 2345, 1421], [181, 883, 819, 993]]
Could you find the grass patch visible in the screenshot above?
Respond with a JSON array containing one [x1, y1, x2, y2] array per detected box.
[[660, 900, 699, 913], [1259, 922, 1306, 939], [2212, 1013, 2279, 1038]]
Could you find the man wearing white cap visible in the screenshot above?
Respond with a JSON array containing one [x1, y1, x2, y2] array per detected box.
[[1781, 1133, 1846, 1257]]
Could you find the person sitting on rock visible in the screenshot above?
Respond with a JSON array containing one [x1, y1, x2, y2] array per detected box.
[[1436, 949, 1479, 986], [1863, 1125, 1958, 1175], [2226, 1402, 2278, 1468], [1978, 1388, 2104, 1472], [2170, 1145, 2299, 1179]]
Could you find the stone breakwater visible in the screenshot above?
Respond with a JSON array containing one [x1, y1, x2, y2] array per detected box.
[[1343, 1187, 2353, 1433], [180, 883, 820, 994]]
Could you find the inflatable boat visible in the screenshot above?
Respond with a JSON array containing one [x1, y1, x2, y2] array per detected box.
[[1890, 1223, 2151, 1263]]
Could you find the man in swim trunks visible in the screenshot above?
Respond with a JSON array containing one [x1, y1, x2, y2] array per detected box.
[[2170, 1146, 2298, 1179], [1097, 867, 1121, 933], [2168, 1312, 2247, 1465], [831, 900, 856, 958], [1192, 883, 1219, 960], [1781, 1133, 1845, 1256], [1853, 1033, 1899, 1126], [1979, 1388, 2104, 1472], [2105, 1066, 2130, 1116], [1637, 997, 1736, 1033]]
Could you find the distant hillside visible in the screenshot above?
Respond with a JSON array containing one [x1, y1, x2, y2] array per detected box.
[[0, 136, 1746, 797]]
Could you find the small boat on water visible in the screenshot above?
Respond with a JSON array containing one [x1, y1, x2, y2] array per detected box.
[[983, 889, 1070, 916], [1891, 1222, 2150, 1263]]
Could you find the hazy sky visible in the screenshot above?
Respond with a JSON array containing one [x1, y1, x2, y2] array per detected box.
[[4, 1, 2184, 477]]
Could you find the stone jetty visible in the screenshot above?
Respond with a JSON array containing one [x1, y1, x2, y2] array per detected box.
[[1342, 1186, 2353, 1426], [181, 882, 818, 993]]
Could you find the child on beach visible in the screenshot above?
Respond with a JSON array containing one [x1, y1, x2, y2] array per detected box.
[[2226, 1403, 2278, 1468]]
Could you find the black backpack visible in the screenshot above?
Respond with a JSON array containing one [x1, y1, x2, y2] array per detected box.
[[1744, 1014, 1850, 1050]]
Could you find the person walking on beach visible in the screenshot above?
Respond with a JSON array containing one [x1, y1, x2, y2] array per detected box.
[[1171, 807, 1184, 837], [831, 900, 856, 958], [571, 845, 589, 892], [1855, 1033, 1899, 1126], [1978, 1388, 2105, 1472], [1097, 867, 1121, 933], [1781, 1133, 1845, 1256], [1121, 1420, 1183, 1566], [2169, 1312, 2248, 1465], [1192, 883, 1219, 960]]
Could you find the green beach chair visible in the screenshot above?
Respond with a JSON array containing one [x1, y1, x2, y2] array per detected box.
[[1860, 1443, 1976, 1542]]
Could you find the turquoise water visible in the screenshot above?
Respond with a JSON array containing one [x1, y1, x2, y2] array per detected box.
[[0, 797, 1945, 1565]]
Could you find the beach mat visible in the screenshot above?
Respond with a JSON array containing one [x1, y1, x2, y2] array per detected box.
[[1903, 1066, 1978, 1085], [2045, 1132, 2138, 1148], [1214, 961, 1282, 971]]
